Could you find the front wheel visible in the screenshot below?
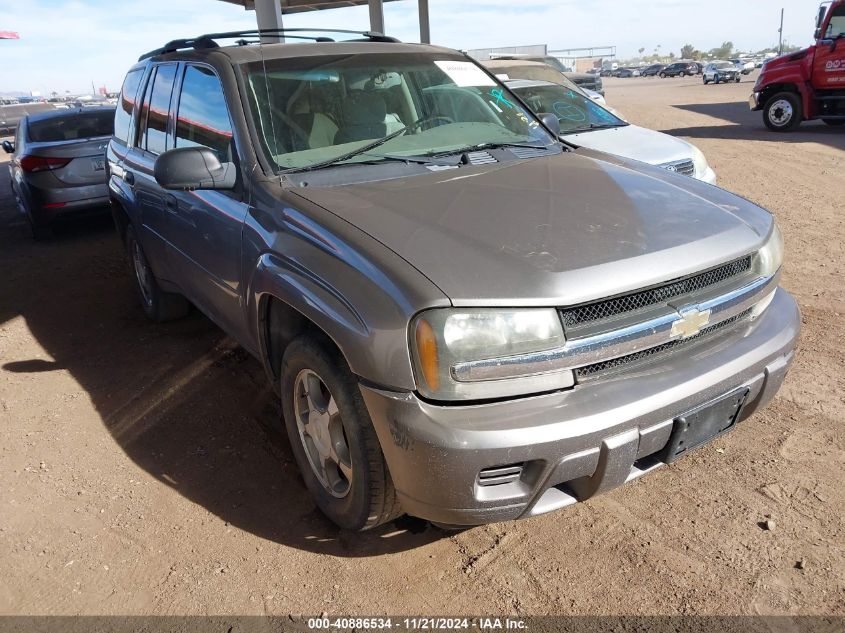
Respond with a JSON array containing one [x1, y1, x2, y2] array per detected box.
[[281, 336, 401, 531], [763, 92, 802, 132], [735, 77, 741, 83], [659, 72, 666, 78], [125, 224, 189, 321], [703, 77, 710, 85], [679, 71, 686, 77]]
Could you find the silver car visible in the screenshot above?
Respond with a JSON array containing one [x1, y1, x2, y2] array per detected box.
[[3, 106, 113, 238], [507, 79, 717, 183], [703, 61, 742, 84]]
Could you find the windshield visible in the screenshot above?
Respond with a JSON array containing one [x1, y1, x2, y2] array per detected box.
[[510, 83, 625, 134], [243, 52, 553, 172], [714, 62, 733, 69]]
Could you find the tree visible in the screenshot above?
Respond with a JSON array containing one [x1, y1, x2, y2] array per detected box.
[[680, 44, 699, 60], [709, 41, 734, 59], [638, 47, 645, 56]]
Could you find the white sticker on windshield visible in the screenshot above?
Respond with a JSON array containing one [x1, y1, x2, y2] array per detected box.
[[434, 61, 496, 87]]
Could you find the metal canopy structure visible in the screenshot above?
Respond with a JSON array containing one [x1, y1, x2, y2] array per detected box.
[[218, 0, 430, 43]]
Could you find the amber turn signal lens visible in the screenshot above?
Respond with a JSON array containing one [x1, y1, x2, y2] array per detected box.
[[414, 318, 440, 392]]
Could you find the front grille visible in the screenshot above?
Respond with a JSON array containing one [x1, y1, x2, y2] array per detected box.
[[660, 159, 696, 176], [561, 255, 753, 328], [575, 308, 752, 379]]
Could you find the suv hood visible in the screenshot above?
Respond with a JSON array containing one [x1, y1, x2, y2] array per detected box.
[[294, 152, 772, 307]]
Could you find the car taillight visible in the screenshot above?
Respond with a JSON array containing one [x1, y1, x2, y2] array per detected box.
[[19, 155, 72, 173]]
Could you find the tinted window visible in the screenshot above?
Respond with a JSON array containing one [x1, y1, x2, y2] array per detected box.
[[175, 65, 234, 161], [143, 64, 177, 155], [28, 110, 115, 142], [114, 68, 144, 144]]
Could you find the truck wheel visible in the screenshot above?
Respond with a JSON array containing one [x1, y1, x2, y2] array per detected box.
[[763, 92, 802, 132], [281, 335, 401, 531], [823, 119, 845, 126], [125, 224, 189, 321]]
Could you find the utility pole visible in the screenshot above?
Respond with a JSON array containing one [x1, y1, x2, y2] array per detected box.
[[778, 8, 784, 55]]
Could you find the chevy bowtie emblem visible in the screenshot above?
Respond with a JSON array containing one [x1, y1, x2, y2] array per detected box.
[[666, 164, 678, 172], [671, 306, 711, 339]]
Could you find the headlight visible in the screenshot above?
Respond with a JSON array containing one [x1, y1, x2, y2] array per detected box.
[[691, 144, 709, 178], [410, 308, 573, 401], [751, 223, 784, 320], [757, 222, 784, 277]]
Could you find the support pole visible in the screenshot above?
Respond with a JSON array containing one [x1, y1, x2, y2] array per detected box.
[[778, 8, 784, 55], [255, 0, 284, 43], [368, 0, 385, 35], [418, 0, 430, 43]]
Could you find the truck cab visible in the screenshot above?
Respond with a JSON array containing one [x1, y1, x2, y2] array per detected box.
[[750, 0, 845, 130]]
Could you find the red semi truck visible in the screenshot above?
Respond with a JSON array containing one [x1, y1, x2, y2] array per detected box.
[[750, 0, 845, 131]]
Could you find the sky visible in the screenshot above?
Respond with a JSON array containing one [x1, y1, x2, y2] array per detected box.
[[0, 0, 825, 95]]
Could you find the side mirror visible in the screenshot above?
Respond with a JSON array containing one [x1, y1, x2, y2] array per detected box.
[[154, 146, 236, 191], [817, 5, 827, 29], [539, 113, 561, 136], [2, 140, 14, 154]]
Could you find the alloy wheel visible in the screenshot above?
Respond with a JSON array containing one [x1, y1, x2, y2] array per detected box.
[[293, 369, 353, 498]]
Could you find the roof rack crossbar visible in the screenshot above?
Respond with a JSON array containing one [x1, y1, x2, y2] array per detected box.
[[138, 28, 399, 61]]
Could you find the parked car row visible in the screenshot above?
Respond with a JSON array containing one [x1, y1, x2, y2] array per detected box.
[[5, 29, 799, 534]]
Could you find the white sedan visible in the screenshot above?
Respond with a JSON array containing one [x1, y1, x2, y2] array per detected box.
[[507, 79, 716, 184]]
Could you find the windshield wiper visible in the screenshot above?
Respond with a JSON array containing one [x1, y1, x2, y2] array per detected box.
[[566, 122, 626, 134], [279, 116, 452, 175], [430, 140, 554, 157]]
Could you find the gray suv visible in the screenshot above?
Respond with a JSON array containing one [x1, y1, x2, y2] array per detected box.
[[108, 29, 799, 531]]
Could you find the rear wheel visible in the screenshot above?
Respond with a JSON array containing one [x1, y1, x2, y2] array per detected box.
[[823, 119, 845, 126], [763, 92, 802, 132], [679, 71, 686, 77], [125, 224, 189, 321], [659, 72, 666, 78], [281, 335, 401, 531]]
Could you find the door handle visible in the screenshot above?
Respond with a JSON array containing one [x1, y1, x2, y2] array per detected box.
[[124, 171, 135, 186], [164, 194, 178, 213]]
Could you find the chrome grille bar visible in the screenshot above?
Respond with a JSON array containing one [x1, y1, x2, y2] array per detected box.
[[451, 273, 778, 383]]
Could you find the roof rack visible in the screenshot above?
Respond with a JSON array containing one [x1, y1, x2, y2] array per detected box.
[[138, 28, 400, 61]]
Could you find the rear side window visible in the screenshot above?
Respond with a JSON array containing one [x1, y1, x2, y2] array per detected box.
[[175, 65, 234, 162], [28, 111, 115, 142], [114, 68, 144, 144], [141, 64, 177, 155]]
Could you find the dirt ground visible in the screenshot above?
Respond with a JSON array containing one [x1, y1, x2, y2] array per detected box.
[[0, 73, 843, 618]]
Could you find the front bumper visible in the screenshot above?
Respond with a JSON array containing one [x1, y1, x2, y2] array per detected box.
[[361, 288, 800, 526], [749, 92, 762, 111]]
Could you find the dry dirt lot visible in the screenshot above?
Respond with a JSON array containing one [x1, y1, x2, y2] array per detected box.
[[0, 74, 843, 619]]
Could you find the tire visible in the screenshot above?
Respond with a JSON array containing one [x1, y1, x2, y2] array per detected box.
[[763, 91, 803, 132], [735, 77, 741, 83], [703, 77, 709, 85], [125, 224, 189, 321], [714, 74, 721, 84], [823, 119, 845, 126], [659, 72, 666, 78], [679, 71, 686, 77], [281, 335, 401, 531]]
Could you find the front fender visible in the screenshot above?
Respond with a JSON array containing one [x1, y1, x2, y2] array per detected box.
[[242, 192, 450, 392]]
